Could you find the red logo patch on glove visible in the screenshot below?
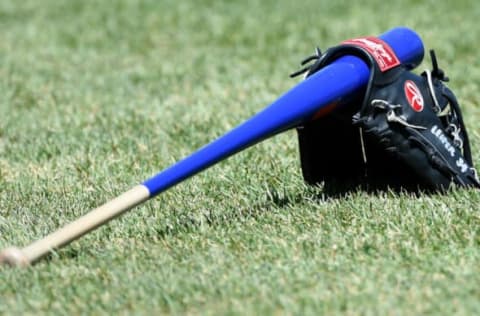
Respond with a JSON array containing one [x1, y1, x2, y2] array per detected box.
[[404, 80, 424, 112]]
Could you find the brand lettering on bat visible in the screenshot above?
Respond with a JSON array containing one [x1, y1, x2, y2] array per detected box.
[[342, 36, 401, 72]]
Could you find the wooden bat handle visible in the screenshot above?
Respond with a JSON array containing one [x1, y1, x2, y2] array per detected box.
[[0, 185, 150, 267]]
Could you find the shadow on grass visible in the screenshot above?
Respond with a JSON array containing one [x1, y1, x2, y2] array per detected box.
[[150, 181, 436, 240], [319, 180, 436, 199], [40, 179, 443, 264]]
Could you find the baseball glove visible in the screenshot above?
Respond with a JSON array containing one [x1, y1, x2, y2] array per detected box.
[[292, 40, 480, 192]]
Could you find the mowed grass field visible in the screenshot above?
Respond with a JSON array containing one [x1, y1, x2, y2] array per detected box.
[[1, 0, 480, 314]]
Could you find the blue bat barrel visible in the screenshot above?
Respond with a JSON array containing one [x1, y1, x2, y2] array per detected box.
[[143, 27, 424, 197]]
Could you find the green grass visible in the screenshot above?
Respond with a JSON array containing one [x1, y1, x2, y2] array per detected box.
[[1, 0, 480, 314]]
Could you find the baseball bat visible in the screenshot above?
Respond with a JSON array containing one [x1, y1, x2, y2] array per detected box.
[[0, 27, 424, 267]]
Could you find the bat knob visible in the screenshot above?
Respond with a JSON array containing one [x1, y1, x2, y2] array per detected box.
[[0, 247, 30, 268]]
